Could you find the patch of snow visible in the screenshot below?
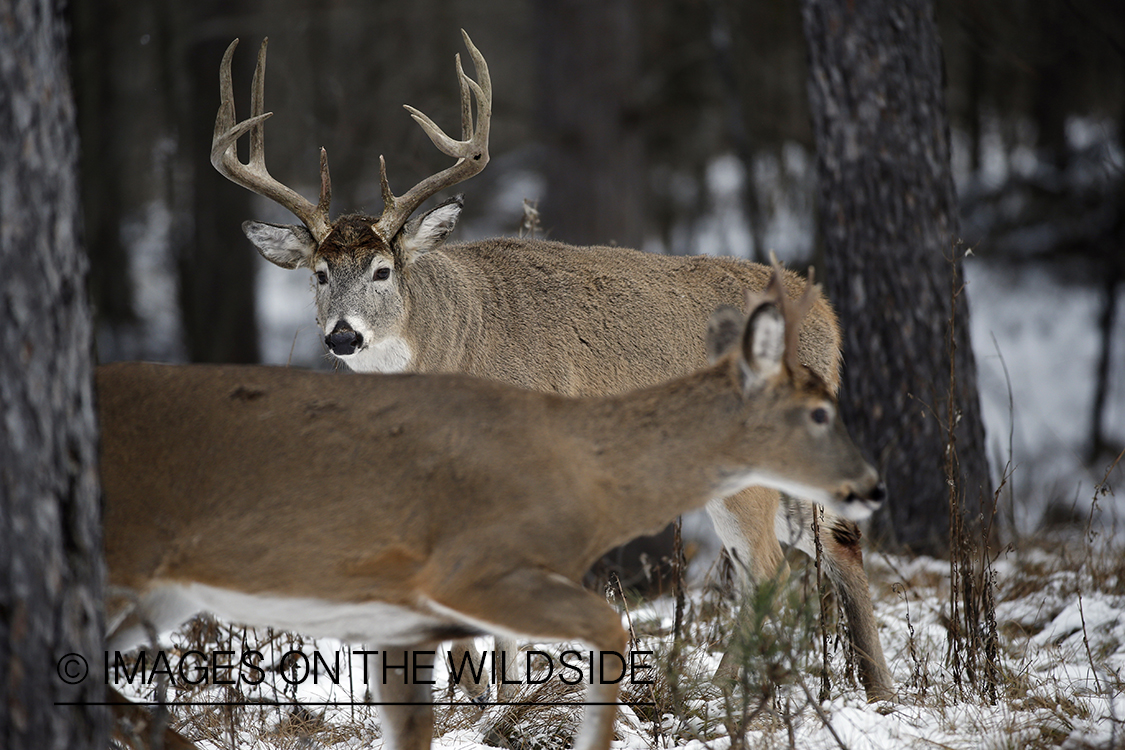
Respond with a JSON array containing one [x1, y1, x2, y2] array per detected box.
[[965, 259, 1125, 533], [101, 199, 186, 362], [120, 542, 1125, 750]]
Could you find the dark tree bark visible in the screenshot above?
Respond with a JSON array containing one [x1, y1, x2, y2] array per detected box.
[[799, 0, 993, 555], [1090, 50, 1125, 464], [157, 1, 260, 364], [70, 0, 259, 364], [0, 1, 106, 747], [535, 0, 646, 249], [178, 35, 261, 364], [71, 0, 134, 333]]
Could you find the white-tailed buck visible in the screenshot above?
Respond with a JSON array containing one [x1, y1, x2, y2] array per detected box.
[[101, 270, 884, 750], [212, 32, 893, 700]]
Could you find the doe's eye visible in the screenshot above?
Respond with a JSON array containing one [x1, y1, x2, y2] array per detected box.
[[315, 270, 328, 285], [810, 407, 830, 425], [373, 267, 391, 281]]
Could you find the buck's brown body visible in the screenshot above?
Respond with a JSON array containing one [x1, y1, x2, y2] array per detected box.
[[364, 233, 839, 389]]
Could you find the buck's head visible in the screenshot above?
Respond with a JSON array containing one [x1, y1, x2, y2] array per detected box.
[[212, 32, 489, 372], [705, 262, 885, 521], [242, 199, 464, 371]]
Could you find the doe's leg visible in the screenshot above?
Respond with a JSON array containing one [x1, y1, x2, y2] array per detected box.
[[449, 639, 490, 703], [367, 643, 436, 750], [448, 635, 523, 704], [427, 566, 629, 750]]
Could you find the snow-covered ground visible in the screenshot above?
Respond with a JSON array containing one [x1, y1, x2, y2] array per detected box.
[[121, 534, 1124, 750]]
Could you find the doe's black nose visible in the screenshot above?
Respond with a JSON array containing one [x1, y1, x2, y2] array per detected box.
[[846, 480, 887, 507]]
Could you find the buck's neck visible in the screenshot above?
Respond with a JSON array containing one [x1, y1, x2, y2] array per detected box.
[[576, 363, 751, 537], [398, 252, 486, 373]]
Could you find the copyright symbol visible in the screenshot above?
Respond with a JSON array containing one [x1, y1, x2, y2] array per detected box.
[[57, 653, 88, 684]]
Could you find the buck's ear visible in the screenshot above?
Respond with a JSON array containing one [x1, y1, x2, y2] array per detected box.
[[706, 306, 745, 364], [242, 221, 317, 270], [739, 301, 785, 392], [399, 195, 463, 262]]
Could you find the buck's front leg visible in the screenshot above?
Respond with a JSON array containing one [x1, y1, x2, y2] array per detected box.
[[366, 643, 437, 750], [493, 635, 522, 702], [706, 487, 893, 702], [705, 487, 789, 686], [428, 567, 628, 750], [787, 498, 893, 701]]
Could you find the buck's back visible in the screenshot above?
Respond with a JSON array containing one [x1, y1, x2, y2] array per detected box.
[[408, 238, 841, 396]]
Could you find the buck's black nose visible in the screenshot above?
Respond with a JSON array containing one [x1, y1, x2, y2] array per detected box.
[[325, 321, 363, 356]]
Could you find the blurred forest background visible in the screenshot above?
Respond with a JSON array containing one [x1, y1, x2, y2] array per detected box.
[[71, 0, 1124, 540]]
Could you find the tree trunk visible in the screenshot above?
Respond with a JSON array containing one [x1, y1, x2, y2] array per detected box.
[[534, 0, 646, 249], [799, 0, 993, 555], [0, 1, 106, 747], [71, 0, 134, 333], [158, 1, 260, 364]]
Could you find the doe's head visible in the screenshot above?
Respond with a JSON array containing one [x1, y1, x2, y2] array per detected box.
[[704, 259, 885, 521]]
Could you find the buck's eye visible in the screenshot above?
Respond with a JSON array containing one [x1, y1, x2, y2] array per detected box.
[[373, 267, 391, 281], [315, 270, 328, 285], [810, 407, 830, 425]]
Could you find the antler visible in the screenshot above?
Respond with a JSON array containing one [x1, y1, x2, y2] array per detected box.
[[373, 29, 492, 243], [746, 253, 820, 374], [211, 39, 333, 243]]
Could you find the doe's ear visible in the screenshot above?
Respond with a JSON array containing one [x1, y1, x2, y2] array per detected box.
[[399, 195, 463, 262], [242, 221, 317, 270], [739, 302, 785, 392], [706, 305, 745, 364]]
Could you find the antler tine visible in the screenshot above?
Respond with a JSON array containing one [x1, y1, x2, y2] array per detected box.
[[374, 30, 492, 243], [212, 40, 265, 163], [743, 252, 785, 313], [316, 147, 332, 219], [214, 40, 237, 143], [403, 57, 473, 155], [378, 155, 394, 215], [457, 53, 472, 141], [248, 38, 267, 171], [211, 38, 332, 243], [404, 31, 491, 157]]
